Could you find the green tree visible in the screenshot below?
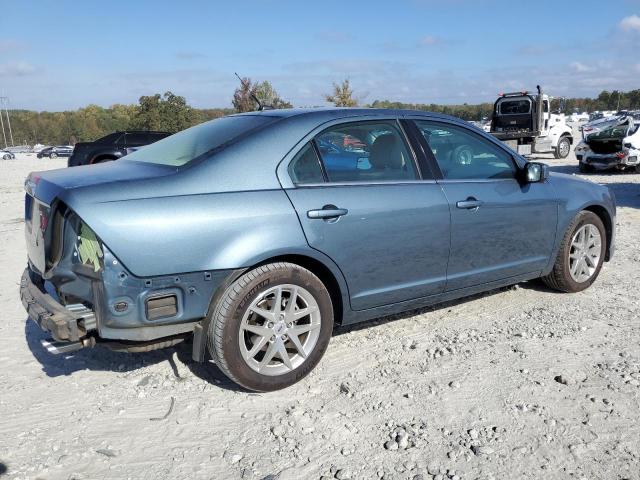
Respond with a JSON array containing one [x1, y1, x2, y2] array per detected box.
[[325, 79, 357, 107], [255, 81, 292, 109], [232, 77, 259, 113], [233, 78, 292, 112], [133, 91, 197, 132]]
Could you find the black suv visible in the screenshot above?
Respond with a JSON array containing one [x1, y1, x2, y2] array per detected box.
[[67, 131, 171, 167]]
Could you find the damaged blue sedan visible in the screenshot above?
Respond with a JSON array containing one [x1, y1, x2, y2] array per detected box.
[[21, 108, 616, 391]]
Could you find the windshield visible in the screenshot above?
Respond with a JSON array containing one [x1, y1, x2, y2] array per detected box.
[[499, 99, 531, 115], [124, 115, 274, 166]]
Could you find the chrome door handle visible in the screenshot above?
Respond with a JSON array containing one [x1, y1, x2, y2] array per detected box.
[[307, 206, 348, 219], [456, 198, 484, 209]]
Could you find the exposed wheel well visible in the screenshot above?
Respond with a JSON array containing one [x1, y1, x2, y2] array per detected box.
[[91, 155, 117, 164], [251, 254, 344, 325], [583, 205, 613, 261], [559, 133, 573, 145]]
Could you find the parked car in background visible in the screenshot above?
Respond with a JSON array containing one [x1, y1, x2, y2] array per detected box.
[[67, 131, 171, 167], [37, 146, 73, 158], [21, 108, 615, 391], [4, 145, 31, 154], [1, 149, 16, 160], [575, 115, 639, 172]]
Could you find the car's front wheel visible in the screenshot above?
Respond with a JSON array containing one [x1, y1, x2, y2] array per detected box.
[[50, 152, 58, 158], [542, 211, 606, 292], [554, 136, 571, 159], [207, 262, 334, 391]]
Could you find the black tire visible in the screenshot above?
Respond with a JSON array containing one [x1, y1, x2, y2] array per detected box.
[[2, 154, 10, 160], [578, 163, 592, 173], [207, 262, 334, 392], [554, 136, 571, 159], [50, 152, 58, 158], [542, 211, 606, 293]]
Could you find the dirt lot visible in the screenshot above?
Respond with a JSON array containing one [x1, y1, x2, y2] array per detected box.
[[1, 145, 639, 480]]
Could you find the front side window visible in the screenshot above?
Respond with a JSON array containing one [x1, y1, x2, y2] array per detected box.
[[124, 115, 275, 166], [415, 121, 516, 180], [313, 121, 417, 182]]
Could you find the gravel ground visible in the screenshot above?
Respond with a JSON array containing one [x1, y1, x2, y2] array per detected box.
[[0, 144, 639, 480]]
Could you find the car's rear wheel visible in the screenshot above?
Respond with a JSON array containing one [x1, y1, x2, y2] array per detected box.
[[554, 136, 571, 159], [2, 154, 10, 160], [542, 211, 606, 292], [207, 262, 333, 392], [50, 152, 58, 158]]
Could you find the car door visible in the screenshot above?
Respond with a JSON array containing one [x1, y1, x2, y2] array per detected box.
[[410, 118, 558, 291], [283, 119, 451, 311]]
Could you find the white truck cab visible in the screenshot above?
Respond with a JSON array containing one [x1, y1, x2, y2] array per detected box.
[[490, 86, 573, 158]]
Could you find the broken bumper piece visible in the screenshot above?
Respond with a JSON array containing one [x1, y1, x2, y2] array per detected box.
[[20, 268, 96, 342]]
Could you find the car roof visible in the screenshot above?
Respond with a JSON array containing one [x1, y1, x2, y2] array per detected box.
[[230, 107, 467, 124]]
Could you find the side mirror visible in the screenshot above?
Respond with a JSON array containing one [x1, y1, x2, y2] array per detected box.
[[525, 162, 549, 183]]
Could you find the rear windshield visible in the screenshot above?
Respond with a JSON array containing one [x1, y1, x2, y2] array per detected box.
[[499, 99, 531, 115], [124, 115, 274, 166]]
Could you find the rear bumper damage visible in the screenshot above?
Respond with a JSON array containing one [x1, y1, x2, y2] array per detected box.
[[20, 268, 96, 343]]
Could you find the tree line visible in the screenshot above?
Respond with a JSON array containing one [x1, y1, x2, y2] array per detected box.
[[6, 78, 640, 146]]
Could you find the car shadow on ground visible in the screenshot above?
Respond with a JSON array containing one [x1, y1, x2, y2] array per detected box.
[[24, 318, 245, 391], [0, 462, 7, 476], [333, 279, 555, 337]]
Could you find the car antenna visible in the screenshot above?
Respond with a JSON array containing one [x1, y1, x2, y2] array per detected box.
[[234, 72, 272, 111]]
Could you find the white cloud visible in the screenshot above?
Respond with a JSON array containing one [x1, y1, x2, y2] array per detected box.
[[0, 61, 36, 77], [570, 61, 592, 73], [620, 14, 640, 31], [419, 35, 441, 46]]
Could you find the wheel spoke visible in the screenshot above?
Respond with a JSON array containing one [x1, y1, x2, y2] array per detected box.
[[584, 254, 596, 268], [285, 287, 298, 313], [243, 323, 271, 337], [273, 286, 283, 314], [276, 339, 293, 370], [250, 305, 276, 322], [292, 305, 318, 321], [259, 342, 278, 371], [570, 258, 580, 276], [287, 332, 307, 359], [246, 334, 270, 359], [289, 322, 320, 336]]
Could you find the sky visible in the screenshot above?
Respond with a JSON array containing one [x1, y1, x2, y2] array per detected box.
[[1, 0, 639, 111]]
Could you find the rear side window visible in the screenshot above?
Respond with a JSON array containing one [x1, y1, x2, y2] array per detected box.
[[125, 133, 149, 145], [124, 115, 274, 166], [313, 121, 417, 183], [288, 143, 325, 184]]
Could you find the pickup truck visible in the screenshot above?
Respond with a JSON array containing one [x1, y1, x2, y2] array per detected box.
[[68, 131, 170, 167]]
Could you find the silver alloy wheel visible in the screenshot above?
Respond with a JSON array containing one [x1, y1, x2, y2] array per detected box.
[[569, 224, 601, 283], [558, 139, 570, 157], [239, 284, 322, 376]]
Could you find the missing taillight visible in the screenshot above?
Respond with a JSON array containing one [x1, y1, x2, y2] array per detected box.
[[77, 222, 103, 272]]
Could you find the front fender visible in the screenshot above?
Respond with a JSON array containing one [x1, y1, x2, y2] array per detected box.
[[543, 173, 616, 273]]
